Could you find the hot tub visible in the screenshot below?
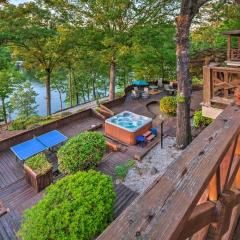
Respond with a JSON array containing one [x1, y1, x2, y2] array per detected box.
[[105, 111, 152, 145]]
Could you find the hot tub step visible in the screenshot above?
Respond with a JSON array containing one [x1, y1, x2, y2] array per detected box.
[[143, 131, 152, 138], [146, 134, 155, 142]]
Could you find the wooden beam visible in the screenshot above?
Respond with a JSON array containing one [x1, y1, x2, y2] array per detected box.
[[178, 202, 216, 239]]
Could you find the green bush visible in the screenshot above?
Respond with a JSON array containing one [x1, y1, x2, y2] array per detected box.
[[115, 160, 135, 180], [8, 118, 27, 130], [18, 170, 116, 240], [24, 153, 52, 175], [57, 131, 106, 174], [193, 110, 212, 128], [160, 96, 177, 116], [8, 115, 60, 131], [192, 76, 203, 86]]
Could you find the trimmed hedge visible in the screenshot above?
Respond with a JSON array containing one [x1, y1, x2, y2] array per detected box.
[[57, 131, 106, 174], [24, 153, 52, 175], [18, 170, 116, 240], [193, 110, 212, 128], [160, 96, 177, 116]]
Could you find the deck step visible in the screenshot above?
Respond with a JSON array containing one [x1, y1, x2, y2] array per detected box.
[[210, 97, 234, 106]]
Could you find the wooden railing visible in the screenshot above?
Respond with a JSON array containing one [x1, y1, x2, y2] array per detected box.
[[97, 104, 240, 240], [203, 66, 240, 107], [230, 48, 240, 61]]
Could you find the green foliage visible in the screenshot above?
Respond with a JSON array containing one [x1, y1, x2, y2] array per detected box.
[[10, 81, 38, 118], [192, 77, 203, 86], [193, 110, 212, 128], [8, 118, 26, 130], [176, 93, 186, 103], [115, 160, 135, 180], [18, 170, 116, 240], [24, 153, 52, 175], [57, 132, 106, 174], [160, 96, 177, 116], [8, 115, 60, 131]]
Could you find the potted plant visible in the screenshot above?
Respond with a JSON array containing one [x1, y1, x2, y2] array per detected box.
[[24, 153, 53, 192]]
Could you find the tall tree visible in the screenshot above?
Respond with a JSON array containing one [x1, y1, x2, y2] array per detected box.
[[70, 0, 177, 100], [10, 82, 38, 118], [176, 0, 210, 149], [0, 47, 21, 123], [0, 2, 73, 115]]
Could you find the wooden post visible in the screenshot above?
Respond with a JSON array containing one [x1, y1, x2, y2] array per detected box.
[[209, 191, 234, 240], [227, 36, 232, 61], [203, 66, 212, 105], [234, 168, 240, 189], [208, 172, 220, 202]]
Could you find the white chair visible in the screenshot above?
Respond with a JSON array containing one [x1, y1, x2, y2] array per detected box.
[[158, 79, 163, 88]]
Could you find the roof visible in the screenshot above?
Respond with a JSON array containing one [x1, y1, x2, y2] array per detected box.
[[222, 30, 240, 36]]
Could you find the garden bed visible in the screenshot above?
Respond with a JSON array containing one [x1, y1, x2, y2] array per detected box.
[[122, 137, 183, 193]]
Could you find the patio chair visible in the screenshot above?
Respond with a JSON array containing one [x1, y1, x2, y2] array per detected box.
[[141, 87, 149, 99], [134, 86, 139, 91], [158, 79, 163, 88], [136, 135, 146, 147], [131, 90, 140, 99], [164, 84, 176, 96]]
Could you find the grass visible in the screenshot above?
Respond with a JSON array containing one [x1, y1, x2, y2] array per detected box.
[[24, 153, 52, 175]]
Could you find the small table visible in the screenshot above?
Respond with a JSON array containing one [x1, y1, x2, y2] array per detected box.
[[149, 85, 159, 91]]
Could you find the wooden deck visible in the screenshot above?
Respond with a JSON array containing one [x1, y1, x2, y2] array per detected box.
[[0, 90, 204, 239]]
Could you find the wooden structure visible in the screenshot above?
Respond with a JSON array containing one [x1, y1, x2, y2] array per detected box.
[[223, 30, 240, 66], [97, 104, 240, 240], [23, 165, 53, 193], [202, 31, 240, 119]]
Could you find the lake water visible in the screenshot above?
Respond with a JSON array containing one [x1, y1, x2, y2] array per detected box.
[[33, 81, 67, 116]]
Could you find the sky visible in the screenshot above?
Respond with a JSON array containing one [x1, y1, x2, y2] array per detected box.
[[9, 0, 30, 4]]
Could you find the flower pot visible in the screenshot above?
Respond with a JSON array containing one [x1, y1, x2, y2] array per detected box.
[[24, 165, 53, 192]]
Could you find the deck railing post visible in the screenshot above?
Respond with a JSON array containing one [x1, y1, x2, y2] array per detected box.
[[203, 66, 212, 106], [209, 191, 234, 240], [208, 171, 220, 202], [234, 168, 240, 189]]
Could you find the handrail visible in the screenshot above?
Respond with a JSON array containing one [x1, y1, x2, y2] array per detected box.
[[97, 104, 240, 240]]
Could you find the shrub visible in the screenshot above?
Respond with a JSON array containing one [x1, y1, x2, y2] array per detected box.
[[8, 115, 60, 131], [160, 96, 177, 116], [24, 153, 52, 175], [115, 160, 135, 180], [18, 170, 116, 240], [8, 118, 27, 130], [57, 131, 106, 174], [192, 76, 203, 86], [193, 110, 212, 128]]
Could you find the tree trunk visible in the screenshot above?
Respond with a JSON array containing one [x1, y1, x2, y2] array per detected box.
[[92, 74, 97, 100], [68, 71, 73, 107], [1, 97, 7, 124], [72, 70, 79, 105], [176, 15, 192, 149], [45, 69, 51, 115], [86, 82, 90, 101], [56, 88, 63, 111], [109, 58, 116, 100]]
